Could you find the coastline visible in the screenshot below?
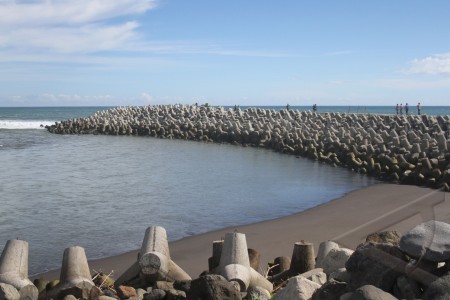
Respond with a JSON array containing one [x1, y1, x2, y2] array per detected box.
[[33, 183, 449, 281], [46, 105, 450, 191]]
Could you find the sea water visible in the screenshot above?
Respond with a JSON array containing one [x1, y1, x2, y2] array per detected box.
[[3, 105, 447, 275]]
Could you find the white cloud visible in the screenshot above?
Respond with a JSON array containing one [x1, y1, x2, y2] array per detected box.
[[0, 0, 155, 26], [406, 53, 450, 75], [140, 92, 153, 103], [3, 22, 140, 54], [0, 0, 289, 74], [0, 0, 156, 55]]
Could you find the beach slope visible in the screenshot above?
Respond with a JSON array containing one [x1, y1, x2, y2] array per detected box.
[[36, 183, 449, 280]]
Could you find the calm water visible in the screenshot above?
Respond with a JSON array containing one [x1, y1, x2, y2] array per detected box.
[[0, 105, 427, 275]]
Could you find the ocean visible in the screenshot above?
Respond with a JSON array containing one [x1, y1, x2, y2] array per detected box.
[[1, 105, 447, 276]]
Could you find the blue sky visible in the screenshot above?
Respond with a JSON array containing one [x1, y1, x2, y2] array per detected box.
[[1, 0, 450, 106]]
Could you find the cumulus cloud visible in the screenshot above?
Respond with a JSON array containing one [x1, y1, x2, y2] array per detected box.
[[406, 53, 450, 75]]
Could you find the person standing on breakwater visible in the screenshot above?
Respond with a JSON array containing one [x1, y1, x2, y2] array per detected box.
[[400, 103, 403, 115], [286, 104, 290, 110], [405, 103, 409, 115], [313, 104, 317, 112], [396, 104, 399, 115], [417, 102, 421, 115]]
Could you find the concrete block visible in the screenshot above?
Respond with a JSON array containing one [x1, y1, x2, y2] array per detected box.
[[0, 240, 38, 300]]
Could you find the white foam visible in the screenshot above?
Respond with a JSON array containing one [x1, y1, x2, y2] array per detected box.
[[0, 120, 56, 129]]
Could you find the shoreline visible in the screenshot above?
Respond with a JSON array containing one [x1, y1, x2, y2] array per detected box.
[[33, 183, 449, 281], [46, 105, 450, 191]]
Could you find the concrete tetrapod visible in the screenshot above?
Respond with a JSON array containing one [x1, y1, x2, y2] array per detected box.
[[47, 105, 450, 190], [0, 239, 38, 300], [208, 240, 224, 272], [46, 246, 95, 299], [316, 241, 340, 268], [139, 226, 191, 282], [269, 241, 316, 285], [217, 232, 273, 293], [115, 226, 191, 286]]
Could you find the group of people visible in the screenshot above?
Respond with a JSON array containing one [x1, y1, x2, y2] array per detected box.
[[396, 102, 421, 115], [245, 103, 423, 115]]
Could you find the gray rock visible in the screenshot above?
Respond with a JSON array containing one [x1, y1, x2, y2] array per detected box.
[[339, 292, 353, 300], [246, 286, 271, 300], [300, 268, 327, 285], [400, 220, 450, 262], [392, 275, 422, 300], [322, 248, 354, 275], [62, 295, 77, 300], [136, 288, 147, 299], [102, 288, 116, 298], [58, 284, 92, 300], [329, 268, 351, 283], [272, 276, 320, 300], [173, 280, 191, 293], [186, 274, 242, 300], [424, 274, 450, 300], [365, 231, 401, 246], [143, 288, 166, 300], [0, 283, 19, 300], [348, 285, 397, 300], [165, 288, 185, 300], [312, 279, 347, 300], [98, 296, 117, 300], [346, 243, 408, 292]]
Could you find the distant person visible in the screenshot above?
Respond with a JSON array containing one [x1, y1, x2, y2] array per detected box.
[[286, 104, 290, 110], [400, 103, 403, 115], [313, 104, 317, 112], [405, 103, 409, 115], [417, 102, 421, 115], [396, 104, 399, 115]]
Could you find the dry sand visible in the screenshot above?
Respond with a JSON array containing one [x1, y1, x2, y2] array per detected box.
[[34, 183, 450, 281]]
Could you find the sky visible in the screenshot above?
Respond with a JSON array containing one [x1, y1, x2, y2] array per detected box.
[[1, 0, 450, 107]]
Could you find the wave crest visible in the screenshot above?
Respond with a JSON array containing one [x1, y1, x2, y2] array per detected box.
[[0, 120, 55, 129]]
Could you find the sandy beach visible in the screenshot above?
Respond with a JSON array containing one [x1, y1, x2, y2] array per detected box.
[[34, 183, 450, 281]]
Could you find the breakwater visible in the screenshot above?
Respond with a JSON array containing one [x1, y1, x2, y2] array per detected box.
[[46, 105, 450, 190], [5, 221, 450, 299]]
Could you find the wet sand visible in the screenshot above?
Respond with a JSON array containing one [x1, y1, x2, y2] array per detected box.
[[34, 183, 450, 280]]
